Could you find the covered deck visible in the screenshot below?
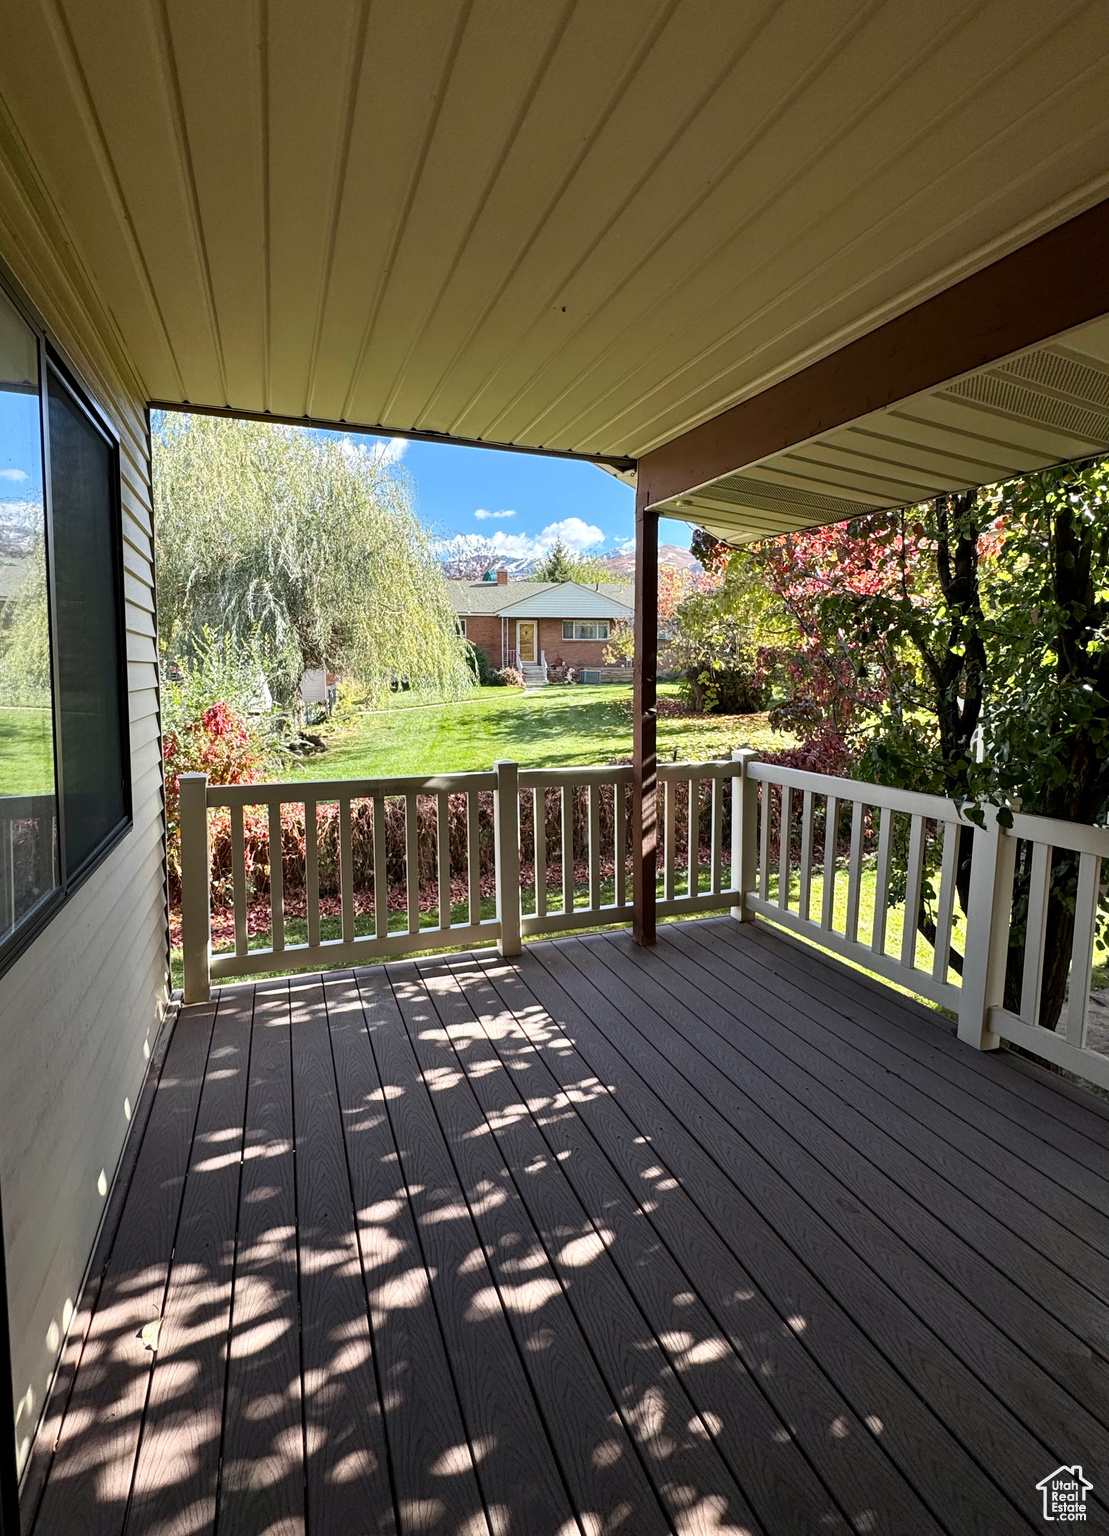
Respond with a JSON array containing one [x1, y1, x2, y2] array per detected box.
[[27, 918, 1109, 1536]]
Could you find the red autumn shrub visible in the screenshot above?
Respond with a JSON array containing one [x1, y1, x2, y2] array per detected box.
[[758, 722, 855, 779], [164, 702, 269, 894]]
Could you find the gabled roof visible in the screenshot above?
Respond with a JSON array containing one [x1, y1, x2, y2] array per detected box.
[[446, 579, 633, 618], [499, 581, 634, 620]]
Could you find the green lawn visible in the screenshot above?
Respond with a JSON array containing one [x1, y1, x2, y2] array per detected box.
[[0, 707, 54, 796], [280, 682, 790, 780]]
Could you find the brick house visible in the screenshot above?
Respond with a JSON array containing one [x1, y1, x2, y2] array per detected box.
[[447, 572, 633, 680]]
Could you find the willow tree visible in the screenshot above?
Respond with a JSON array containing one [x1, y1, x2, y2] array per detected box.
[[153, 415, 471, 705]]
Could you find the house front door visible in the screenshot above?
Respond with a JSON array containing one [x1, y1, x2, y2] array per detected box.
[[517, 621, 536, 664]]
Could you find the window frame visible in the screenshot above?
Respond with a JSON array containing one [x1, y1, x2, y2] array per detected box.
[[562, 619, 610, 641], [0, 263, 132, 980]]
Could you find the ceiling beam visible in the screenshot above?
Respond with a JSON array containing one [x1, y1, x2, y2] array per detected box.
[[638, 196, 1109, 509], [149, 400, 638, 473]]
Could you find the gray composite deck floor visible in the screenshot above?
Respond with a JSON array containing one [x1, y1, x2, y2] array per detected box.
[[26, 917, 1109, 1536]]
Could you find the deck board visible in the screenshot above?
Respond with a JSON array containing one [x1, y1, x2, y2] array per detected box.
[[361, 965, 576, 1536], [32, 998, 217, 1536], [562, 933, 1107, 1507], [409, 957, 761, 1536], [528, 939, 1037, 1536], [717, 927, 1109, 1261], [289, 977, 393, 1536], [218, 980, 305, 1536], [324, 971, 488, 1536], [124, 987, 252, 1535], [28, 917, 1109, 1536], [663, 922, 1109, 1367]]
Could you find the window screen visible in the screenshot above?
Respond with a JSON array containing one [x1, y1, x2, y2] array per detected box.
[[47, 369, 128, 881], [562, 620, 609, 640]]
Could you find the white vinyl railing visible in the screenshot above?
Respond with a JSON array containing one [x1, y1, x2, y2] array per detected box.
[[987, 812, 1109, 1087], [744, 760, 1109, 1091], [743, 760, 969, 1012], [179, 756, 1109, 1090], [518, 764, 633, 937], [179, 756, 747, 1003]]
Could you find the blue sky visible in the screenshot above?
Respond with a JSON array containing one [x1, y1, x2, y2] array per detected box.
[[354, 433, 687, 560]]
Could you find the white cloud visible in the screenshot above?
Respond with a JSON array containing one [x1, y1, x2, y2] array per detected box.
[[370, 436, 408, 465], [541, 516, 604, 553], [0, 469, 28, 483], [339, 434, 408, 469], [473, 508, 515, 521], [440, 516, 606, 566]]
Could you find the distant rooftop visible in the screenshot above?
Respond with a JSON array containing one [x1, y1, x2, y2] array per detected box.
[[446, 578, 633, 618]]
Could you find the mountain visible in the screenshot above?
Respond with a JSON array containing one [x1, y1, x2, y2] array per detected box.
[[437, 534, 700, 581], [597, 543, 699, 577]]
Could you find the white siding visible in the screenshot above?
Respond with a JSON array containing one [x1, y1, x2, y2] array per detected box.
[[0, 131, 169, 1478]]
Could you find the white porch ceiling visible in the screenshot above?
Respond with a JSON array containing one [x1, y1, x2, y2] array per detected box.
[[1, 0, 1108, 468], [658, 314, 1109, 541]]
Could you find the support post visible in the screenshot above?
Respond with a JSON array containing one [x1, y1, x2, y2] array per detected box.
[[179, 772, 211, 1004], [730, 749, 758, 921], [494, 759, 521, 957], [957, 807, 1016, 1050], [632, 486, 658, 945]]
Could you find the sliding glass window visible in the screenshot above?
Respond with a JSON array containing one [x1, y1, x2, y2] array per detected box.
[[0, 275, 130, 968], [0, 288, 57, 942]]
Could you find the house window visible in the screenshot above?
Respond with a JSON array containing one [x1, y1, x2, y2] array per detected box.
[[458, 617, 467, 636], [0, 276, 130, 969], [562, 620, 609, 640]]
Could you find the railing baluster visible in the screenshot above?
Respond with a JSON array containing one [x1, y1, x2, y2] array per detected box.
[[758, 782, 770, 901], [660, 774, 669, 903], [405, 793, 420, 935], [797, 789, 814, 921], [821, 794, 838, 930], [340, 797, 356, 944], [687, 777, 698, 897], [231, 802, 247, 957], [615, 780, 627, 908], [305, 798, 320, 950], [493, 760, 521, 956], [178, 773, 211, 1004], [1065, 851, 1100, 1047], [900, 814, 925, 970], [731, 749, 757, 921], [534, 787, 547, 919], [268, 800, 284, 953], [931, 821, 959, 982], [871, 806, 894, 954], [778, 785, 792, 910], [1019, 840, 1051, 1025], [372, 794, 388, 940], [588, 783, 601, 910], [562, 785, 574, 913], [437, 791, 451, 931], [467, 790, 481, 927], [844, 800, 864, 942], [711, 771, 724, 896]]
